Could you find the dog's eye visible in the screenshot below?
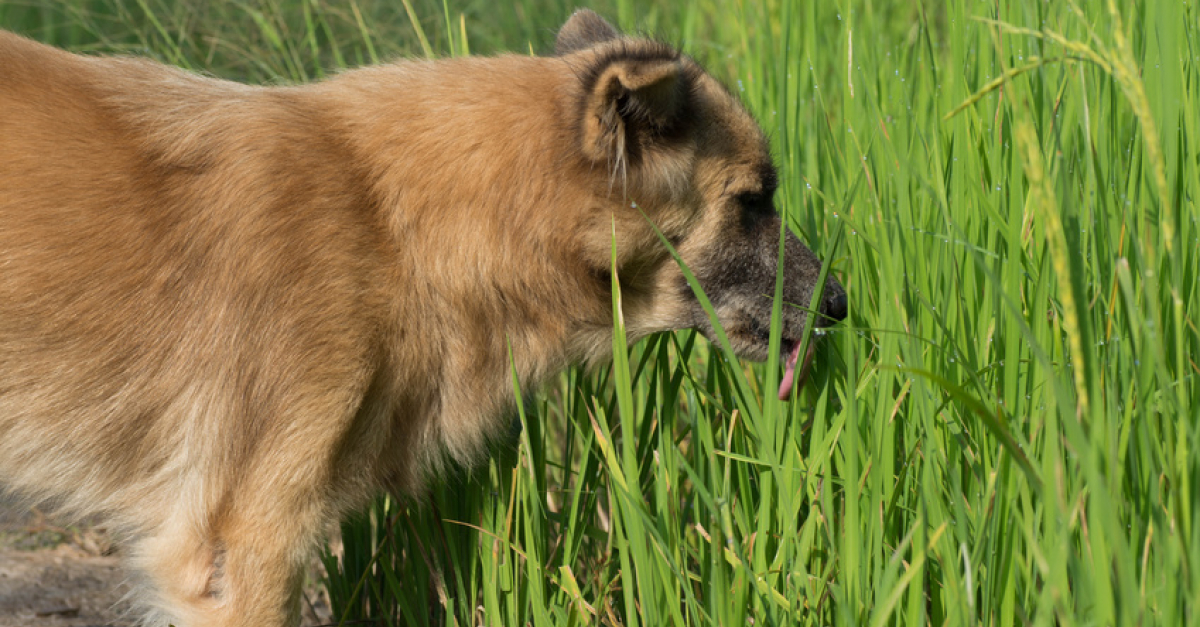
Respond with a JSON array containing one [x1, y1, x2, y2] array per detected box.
[[736, 191, 774, 229], [738, 192, 771, 213]]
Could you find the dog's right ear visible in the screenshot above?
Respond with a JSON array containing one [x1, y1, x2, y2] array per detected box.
[[575, 48, 688, 168], [556, 9, 620, 55]]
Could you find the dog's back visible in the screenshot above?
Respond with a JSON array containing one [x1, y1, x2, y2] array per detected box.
[[0, 31, 384, 523]]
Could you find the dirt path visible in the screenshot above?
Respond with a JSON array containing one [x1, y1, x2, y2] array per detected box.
[[0, 545, 131, 627], [0, 493, 130, 627]]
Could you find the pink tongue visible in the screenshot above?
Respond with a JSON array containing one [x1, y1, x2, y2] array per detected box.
[[778, 342, 802, 400], [778, 341, 816, 401]]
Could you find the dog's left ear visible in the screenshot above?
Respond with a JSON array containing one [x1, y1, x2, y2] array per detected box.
[[556, 9, 620, 55], [577, 52, 687, 165]]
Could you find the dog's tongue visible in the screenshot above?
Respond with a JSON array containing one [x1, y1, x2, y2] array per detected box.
[[778, 341, 816, 401]]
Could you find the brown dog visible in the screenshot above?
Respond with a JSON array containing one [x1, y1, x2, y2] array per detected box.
[[0, 10, 845, 626]]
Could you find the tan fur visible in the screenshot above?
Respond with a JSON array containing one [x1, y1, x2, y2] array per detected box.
[[0, 11, 844, 626]]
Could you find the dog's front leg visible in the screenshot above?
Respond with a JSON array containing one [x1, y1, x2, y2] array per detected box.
[[132, 474, 328, 627]]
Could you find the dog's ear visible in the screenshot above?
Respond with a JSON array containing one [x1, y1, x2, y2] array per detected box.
[[556, 9, 620, 55], [577, 50, 688, 167]]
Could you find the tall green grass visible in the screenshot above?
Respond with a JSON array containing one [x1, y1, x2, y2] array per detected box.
[[5, 1, 1196, 625]]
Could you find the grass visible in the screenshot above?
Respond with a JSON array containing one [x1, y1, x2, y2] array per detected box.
[[4, 0, 1196, 625]]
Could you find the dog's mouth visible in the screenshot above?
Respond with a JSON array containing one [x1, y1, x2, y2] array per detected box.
[[777, 338, 817, 400], [718, 321, 821, 401]]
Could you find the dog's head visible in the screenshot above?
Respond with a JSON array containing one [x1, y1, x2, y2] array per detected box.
[[555, 10, 847, 398]]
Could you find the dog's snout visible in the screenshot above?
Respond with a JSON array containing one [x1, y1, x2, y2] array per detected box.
[[821, 289, 848, 325]]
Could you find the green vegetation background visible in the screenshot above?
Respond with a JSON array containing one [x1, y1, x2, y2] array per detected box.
[[2, 0, 1196, 625]]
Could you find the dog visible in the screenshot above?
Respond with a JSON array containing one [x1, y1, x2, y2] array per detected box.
[[0, 9, 846, 626]]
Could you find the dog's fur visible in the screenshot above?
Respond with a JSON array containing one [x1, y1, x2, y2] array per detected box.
[[0, 10, 845, 626]]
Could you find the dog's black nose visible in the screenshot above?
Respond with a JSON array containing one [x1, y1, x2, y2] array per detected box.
[[822, 290, 848, 324]]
